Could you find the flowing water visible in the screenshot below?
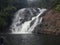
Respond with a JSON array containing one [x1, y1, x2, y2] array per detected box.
[[10, 8, 46, 34]]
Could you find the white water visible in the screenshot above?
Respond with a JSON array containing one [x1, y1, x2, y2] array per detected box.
[[10, 8, 46, 34]]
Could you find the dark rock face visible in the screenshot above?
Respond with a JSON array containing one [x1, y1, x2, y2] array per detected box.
[[33, 19, 44, 33], [18, 8, 40, 24]]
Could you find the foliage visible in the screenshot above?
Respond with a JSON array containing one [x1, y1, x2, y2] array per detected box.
[[53, 0, 60, 12], [0, 0, 17, 32], [55, 4, 60, 12]]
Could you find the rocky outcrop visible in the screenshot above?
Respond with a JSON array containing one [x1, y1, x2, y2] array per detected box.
[[43, 10, 60, 35]]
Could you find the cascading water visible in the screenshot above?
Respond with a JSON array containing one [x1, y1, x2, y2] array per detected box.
[[10, 8, 46, 34]]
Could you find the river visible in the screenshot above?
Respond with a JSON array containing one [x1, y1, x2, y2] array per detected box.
[[0, 34, 60, 45]]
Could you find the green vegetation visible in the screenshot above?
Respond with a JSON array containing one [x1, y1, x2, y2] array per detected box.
[[53, 0, 60, 12], [55, 4, 60, 12], [0, 0, 17, 32]]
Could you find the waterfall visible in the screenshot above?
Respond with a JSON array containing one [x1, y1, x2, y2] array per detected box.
[[10, 8, 46, 34]]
